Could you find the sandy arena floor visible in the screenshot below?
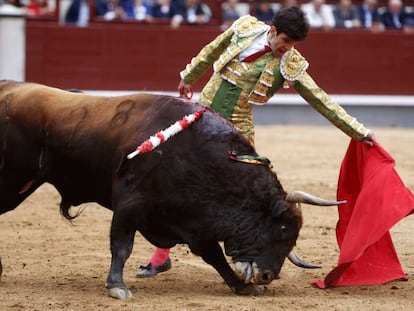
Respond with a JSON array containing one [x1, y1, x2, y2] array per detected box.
[[1, 125, 414, 310]]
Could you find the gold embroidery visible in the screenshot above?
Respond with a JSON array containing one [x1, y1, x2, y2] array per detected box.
[[280, 49, 309, 83], [296, 73, 371, 140], [247, 59, 279, 105], [233, 15, 268, 38]]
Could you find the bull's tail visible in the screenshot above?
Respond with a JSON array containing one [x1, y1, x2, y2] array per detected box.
[[59, 200, 84, 222]]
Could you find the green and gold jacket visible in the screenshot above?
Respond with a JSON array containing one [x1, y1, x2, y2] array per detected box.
[[180, 15, 370, 144]]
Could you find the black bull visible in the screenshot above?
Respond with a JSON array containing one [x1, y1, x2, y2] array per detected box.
[[0, 80, 342, 299]]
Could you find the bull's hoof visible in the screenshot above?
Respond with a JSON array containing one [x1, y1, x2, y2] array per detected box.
[[137, 257, 172, 278], [108, 287, 133, 299], [235, 283, 265, 295]]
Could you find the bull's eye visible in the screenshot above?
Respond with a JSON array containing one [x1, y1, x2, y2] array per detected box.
[[280, 225, 288, 240]]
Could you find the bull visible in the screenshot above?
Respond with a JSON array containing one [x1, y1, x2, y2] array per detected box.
[[0, 80, 343, 299]]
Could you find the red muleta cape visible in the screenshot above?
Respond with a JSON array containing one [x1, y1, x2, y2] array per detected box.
[[314, 139, 414, 288]]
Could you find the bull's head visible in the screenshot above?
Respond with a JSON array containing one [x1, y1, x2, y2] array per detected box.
[[232, 191, 345, 286]]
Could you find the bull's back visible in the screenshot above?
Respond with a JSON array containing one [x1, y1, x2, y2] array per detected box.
[[0, 81, 190, 208], [1, 81, 166, 150], [1, 81, 155, 131], [0, 80, 198, 171]]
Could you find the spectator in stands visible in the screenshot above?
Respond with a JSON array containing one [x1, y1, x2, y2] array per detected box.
[[333, 0, 361, 28], [122, 0, 136, 18], [254, 0, 275, 24], [170, 0, 211, 28], [301, 0, 335, 30], [26, 0, 55, 16], [381, 0, 410, 29], [403, 13, 414, 33], [65, 0, 91, 26], [356, 0, 383, 31], [221, 0, 241, 30], [101, 0, 127, 20], [137, 7, 377, 278], [274, 0, 298, 14], [281, 0, 299, 9], [0, 0, 25, 15], [133, 0, 153, 21], [98, 0, 135, 20], [152, 0, 181, 19]]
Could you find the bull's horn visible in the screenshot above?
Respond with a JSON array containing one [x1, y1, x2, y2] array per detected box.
[[286, 191, 346, 206], [287, 251, 321, 269]]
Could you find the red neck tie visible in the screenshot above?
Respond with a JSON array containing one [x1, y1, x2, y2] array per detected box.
[[242, 46, 272, 62]]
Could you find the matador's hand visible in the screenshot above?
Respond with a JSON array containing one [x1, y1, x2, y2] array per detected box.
[[178, 80, 193, 99], [362, 132, 377, 146]]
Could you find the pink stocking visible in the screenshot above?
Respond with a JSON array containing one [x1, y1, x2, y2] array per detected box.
[[149, 247, 170, 266]]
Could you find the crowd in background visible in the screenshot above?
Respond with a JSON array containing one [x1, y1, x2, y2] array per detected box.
[[223, 0, 414, 33], [63, 0, 212, 27], [0, 0, 413, 32], [0, 0, 55, 16], [0, 0, 212, 27]]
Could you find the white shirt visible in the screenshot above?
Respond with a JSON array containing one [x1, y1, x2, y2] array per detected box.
[[0, 3, 25, 15], [239, 28, 271, 61], [77, 1, 90, 27], [301, 3, 335, 28]]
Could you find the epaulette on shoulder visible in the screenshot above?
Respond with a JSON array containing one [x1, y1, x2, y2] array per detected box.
[[232, 15, 268, 38], [280, 48, 309, 81]]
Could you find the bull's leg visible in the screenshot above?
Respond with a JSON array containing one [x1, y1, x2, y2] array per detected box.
[[196, 240, 263, 295], [106, 211, 136, 299], [0, 179, 42, 278], [0, 179, 42, 215]]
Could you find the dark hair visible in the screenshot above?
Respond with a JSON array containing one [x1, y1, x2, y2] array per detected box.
[[271, 7, 309, 41]]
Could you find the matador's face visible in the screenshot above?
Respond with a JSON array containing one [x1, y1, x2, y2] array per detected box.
[[267, 26, 296, 58]]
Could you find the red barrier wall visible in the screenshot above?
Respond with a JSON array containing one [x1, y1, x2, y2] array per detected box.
[[25, 19, 414, 95]]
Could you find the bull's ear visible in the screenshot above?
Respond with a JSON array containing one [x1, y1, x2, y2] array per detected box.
[[272, 201, 289, 217]]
